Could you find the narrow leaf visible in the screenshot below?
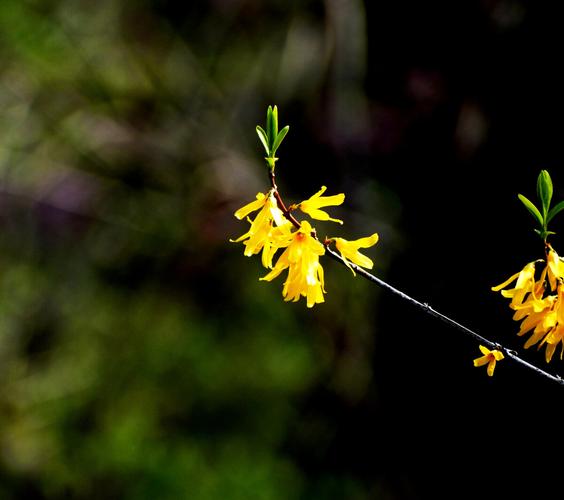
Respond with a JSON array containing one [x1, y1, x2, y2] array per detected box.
[[268, 105, 278, 149], [518, 194, 543, 227], [271, 126, 289, 156], [537, 170, 553, 217], [266, 106, 272, 140], [256, 126, 270, 155], [547, 200, 564, 224]]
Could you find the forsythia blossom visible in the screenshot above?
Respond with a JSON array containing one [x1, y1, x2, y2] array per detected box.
[[473, 345, 504, 376], [492, 244, 564, 362], [231, 190, 289, 268], [333, 234, 380, 275], [297, 186, 345, 224], [232, 185, 379, 307], [261, 220, 326, 308]]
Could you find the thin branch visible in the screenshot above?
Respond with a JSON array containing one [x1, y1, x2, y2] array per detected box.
[[324, 245, 564, 387], [269, 170, 302, 229], [264, 167, 562, 386]]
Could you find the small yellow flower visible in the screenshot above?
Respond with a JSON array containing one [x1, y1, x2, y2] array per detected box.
[[298, 186, 345, 224], [232, 191, 288, 268], [473, 345, 504, 376], [332, 233, 379, 275], [261, 220, 326, 308]]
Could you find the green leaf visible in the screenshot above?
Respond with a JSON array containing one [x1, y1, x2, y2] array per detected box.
[[518, 194, 543, 227], [256, 126, 270, 155], [537, 170, 553, 217], [271, 126, 289, 156], [547, 200, 564, 224], [267, 105, 278, 150]]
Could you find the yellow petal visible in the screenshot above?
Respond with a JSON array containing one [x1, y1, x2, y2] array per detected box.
[[545, 343, 557, 363], [299, 187, 345, 223], [473, 355, 490, 367], [517, 312, 544, 336], [300, 186, 345, 208], [349, 252, 373, 269], [352, 233, 379, 248], [301, 208, 343, 224], [492, 350, 504, 361], [229, 228, 252, 244], [306, 185, 327, 200], [478, 345, 490, 356], [524, 328, 547, 349], [234, 193, 266, 220], [334, 237, 375, 270], [487, 359, 496, 376], [491, 272, 520, 291]]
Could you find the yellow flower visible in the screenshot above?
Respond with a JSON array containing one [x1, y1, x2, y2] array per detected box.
[[542, 324, 564, 363], [332, 233, 379, 275], [298, 186, 345, 224], [234, 191, 286, 226], [473, 345, 504, 376], [492, 247, 564, 362], [511, 282, 552, 321], [261, 220, 326, 308], [231, 191, 288, 268], [546, 244, 564, 291], [537, 285, 564, 362], [491, 261, 537, 308]]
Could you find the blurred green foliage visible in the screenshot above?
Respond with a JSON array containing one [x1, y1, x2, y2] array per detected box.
[[1, 1, 389, 498]]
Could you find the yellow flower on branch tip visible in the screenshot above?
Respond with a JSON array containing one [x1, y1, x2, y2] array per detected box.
[[491, 245, 564, 362], [231, 191, 288, 267], [261, 220, 326, 308], [233, 191, 286, 226], [332, 233, 379, 276], [473, 345, 504, 377], [491, 261, 536, 308], [298, 186, 345, 224]]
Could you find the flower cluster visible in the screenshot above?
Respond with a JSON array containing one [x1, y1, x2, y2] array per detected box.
[[232, 186, 379, 307], [492, 244, 564, 362]]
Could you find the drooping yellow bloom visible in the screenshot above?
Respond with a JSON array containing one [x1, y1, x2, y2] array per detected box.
[[231, 191, 288, 268], [261, 220, 326, 308], [473, 345, 504, 376], [492, 245, 564, 362], [536, 284, 564, 362], [298, 186, 345, 224], [492, 261, 537, 308], [546, 244, 564, 291], [333, 233, 379, 276]]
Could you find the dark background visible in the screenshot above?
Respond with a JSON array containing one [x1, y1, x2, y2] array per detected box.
[[1, 1, 563, 498]]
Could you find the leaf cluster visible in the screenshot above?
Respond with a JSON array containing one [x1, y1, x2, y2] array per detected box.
[[256, 105, 289, 171], [518, 170, 564, 241]]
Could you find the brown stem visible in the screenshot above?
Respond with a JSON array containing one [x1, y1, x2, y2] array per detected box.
[[269, 170, 301, 229]]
